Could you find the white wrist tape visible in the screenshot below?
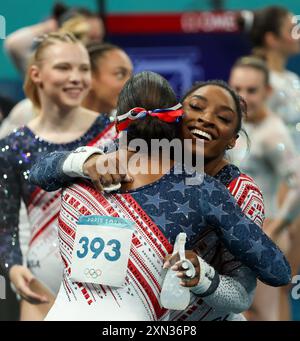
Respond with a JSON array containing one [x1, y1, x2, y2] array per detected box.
[[191, 256, 216, 295], [62, 146, 104, 178]]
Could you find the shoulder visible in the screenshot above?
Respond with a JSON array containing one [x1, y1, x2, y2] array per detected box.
[[171, 166, 220, 200], [262, 115, 295, 149], [214, 164, 241, 187], [0, 99, 34, 135], [0, 126, 32, 164], [83, 109, 111, 123], [270, 70, 300, 88], [0, 133, 19, 172], [79, 109, 101, 128], [11, 98, 33, 112], [82, 108, 100, 119], [0, 126, 25, 150], [284, 70, 300, 81], [265, 114, 287, 129], [199, 172, 234, 203], [227, 173, 265, 227], [90, 112, 114, 130]]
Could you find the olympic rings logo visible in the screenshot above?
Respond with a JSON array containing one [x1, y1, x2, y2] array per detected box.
[[84, 268, 102, 279]]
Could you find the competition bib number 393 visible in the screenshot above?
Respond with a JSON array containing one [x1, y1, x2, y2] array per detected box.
[[77, 236, 121, 261], [70, 215, 134, 287]]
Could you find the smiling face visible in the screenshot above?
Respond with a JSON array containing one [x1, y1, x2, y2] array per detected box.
[[30, 41, 91, 109], [181, 85, 239, 161], [91, 49, 133, 113]]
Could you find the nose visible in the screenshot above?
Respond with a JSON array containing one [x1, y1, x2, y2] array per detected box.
[[69, 69, 81, 84], [235, 88, 247, 100], [195, 110, 215, 128]]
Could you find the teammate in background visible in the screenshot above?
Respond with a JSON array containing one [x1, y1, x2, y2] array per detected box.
[[0, 33, 116, 321], [229, 56, 300, 320]]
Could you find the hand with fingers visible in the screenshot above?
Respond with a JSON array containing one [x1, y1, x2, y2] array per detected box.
[[163, 250, 201, 287], [9, 265, 49, 304], [82, 149, 134, 192]]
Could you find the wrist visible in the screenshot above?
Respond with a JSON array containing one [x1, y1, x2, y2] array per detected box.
[[62, 146, 104, 178], [191, 256, 220, 297]]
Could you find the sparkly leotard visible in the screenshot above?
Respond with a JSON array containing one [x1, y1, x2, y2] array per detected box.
[[0, 115, 116, 294], [229, 114, 300, 219], [268, 70, 300, 151]]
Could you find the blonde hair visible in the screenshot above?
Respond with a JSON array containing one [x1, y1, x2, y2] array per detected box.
[[233, 55, 270, 85], [59, 15, 90, 44], [23, 32, 79, 109]]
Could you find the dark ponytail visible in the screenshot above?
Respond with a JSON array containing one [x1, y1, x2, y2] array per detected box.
[[117, 71, 179, 146], [237, 6, 290, 58]]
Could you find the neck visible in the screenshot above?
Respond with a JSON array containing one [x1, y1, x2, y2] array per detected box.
[[121, 152, 174, 191], [265, 49, 287, 72], [38, 101, 82, 132], [30, 93, 89, 135], [83, 92, 111, 114], [204, 154, 229, 177]]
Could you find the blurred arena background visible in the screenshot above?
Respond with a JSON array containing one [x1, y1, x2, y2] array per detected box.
[[1, 0, 300, 102], [0, 0, 299, 321]]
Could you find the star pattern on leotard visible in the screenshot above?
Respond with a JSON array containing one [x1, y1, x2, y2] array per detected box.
[[151, 211, 173, 229], [246, 238, 268, 261], [29, 150, 291, 287], [174, 199, 194, 218], [143, 192, 169, 210]]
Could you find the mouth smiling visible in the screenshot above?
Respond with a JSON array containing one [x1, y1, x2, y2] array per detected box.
[[63, 87, 84, 98], [189, 128, 213, 142]]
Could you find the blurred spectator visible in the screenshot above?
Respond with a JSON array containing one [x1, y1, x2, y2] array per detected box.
[[238, 6, 300, 149], [237, 7, 300, 321], [4, 2, 105, 75]]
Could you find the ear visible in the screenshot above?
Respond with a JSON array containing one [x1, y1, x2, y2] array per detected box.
[[228, 135, 238, 149], [91, 69, 103, 92], [261, 84, 273, 102], [266, 84, 273, 97], [264, 31, 280, 49], [30, 65, 42, 86]]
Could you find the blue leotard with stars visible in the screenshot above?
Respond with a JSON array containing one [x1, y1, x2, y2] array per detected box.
[[28, 151, 291, 287]]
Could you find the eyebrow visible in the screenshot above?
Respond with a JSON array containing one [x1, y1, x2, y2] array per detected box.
[[191, 95, 235, 114], [191, 95, 207, 102], [53, 61, 90, 65], [218, 105, 235, 114], [115, 66, 132, 71]]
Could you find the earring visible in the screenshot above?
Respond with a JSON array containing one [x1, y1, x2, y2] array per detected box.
[[226, 145, 233, 150]]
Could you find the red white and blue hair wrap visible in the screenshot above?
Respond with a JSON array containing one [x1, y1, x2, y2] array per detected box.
[[116, 103, 183, 132]]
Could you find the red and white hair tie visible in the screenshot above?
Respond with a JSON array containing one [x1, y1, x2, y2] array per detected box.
[[116, 103, 183, 132]]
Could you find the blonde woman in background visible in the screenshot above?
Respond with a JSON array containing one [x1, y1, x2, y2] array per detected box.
[[0, 33, 117, 321]]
